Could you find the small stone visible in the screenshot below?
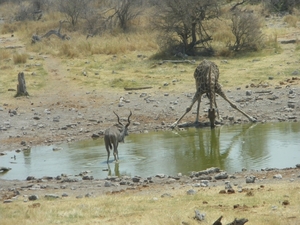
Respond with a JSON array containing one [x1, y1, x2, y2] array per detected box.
[[28, 195, 38, 201], [26, 176, 36, 181], [246, 90, 252, 96], [82, 175, 94, 180], [187, 189, 197, 195], [161, 193, 173, 198], [104, 181, 112, 187], [227, 189, 235, 194], [45, 194, 59, 199], [282, 200, 290, 205], [273, 174, 282, 179], [155, 174, 165, 178], [132, 177, 140, 182], [246, 175, 256, 183], [194, 209, 205, 221], [214, 172, 228, 180]]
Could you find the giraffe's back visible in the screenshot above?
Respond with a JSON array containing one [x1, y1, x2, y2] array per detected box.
[[194, 60, 219, 91]]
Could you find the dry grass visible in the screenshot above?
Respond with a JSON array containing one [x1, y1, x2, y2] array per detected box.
[[1, 182, 299, 225], [13, 52, 28, 64], [283, 15, 298, 27]]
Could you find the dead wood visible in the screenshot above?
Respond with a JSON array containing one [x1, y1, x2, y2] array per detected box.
[[230, 0, 248, 11], [212, 216, 248, 225], [160, 60, 196, 64], [16, 72, 29, 97], [32, 20, 70, 44], [280, 39, 297, 44], [124, 86, 152, 91]]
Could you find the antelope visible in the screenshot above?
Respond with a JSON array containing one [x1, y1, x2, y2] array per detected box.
[[104, 111, 132, 163]]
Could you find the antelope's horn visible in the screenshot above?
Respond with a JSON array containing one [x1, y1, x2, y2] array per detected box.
[[126, 110, 132, 127], [113, 111, 124, 126]]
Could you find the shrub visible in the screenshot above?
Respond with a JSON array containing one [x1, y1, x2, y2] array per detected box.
[[229, 10, 264, 51]]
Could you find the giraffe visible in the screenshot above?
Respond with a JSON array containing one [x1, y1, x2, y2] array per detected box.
[[171, 59, 256, 129]]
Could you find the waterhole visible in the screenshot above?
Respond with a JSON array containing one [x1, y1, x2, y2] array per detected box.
[[1, 122, 299, 180]]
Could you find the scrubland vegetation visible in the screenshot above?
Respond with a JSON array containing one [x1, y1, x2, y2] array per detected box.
[[0, 0, 299, 93], [1, 1, 300, 224]]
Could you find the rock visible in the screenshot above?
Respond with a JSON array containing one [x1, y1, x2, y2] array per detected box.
[[282, 200, 290, 205], [155, 174, 165, 178], [3, 199, 13, 203], [246, 90, 252, 96], [26, 176, 36, 181], [45, 194, 60, 199], [194, 167, 220, 176], [104, 181, 112, 187], [85, 193, 93, 198], [273, 174, 282, 179], [246, 175, 256, 183], [225, 181, 232, 189], [187, 189, 197, 195], [91, 133, 100, 138], [161, 193, 173, 198], [132, 177, 140, 182], [0, 167, 12, 172], [82, 175, 94, 180], [214, 172, 228, 180], [227, 188, 235, 194], [201, 180, 210, 187], [194, 209, 205, 221], [28, 195, 38, 201]]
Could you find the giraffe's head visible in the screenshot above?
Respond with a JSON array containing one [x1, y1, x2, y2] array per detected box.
[[208, 108, 216, 129]]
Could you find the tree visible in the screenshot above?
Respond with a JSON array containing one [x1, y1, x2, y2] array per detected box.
[[58, 0, 92, 28], [230, 9, 264, 51], [264, 0, 300, 13], [114, 0, 143, 31], [154, 0, 220, 56]]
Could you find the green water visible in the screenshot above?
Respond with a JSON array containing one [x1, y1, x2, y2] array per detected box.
[[1, 122, 299, 180]]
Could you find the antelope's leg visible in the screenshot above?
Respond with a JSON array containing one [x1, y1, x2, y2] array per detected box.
[[113, 142, 119, 163], [106, 149, 110, 164]]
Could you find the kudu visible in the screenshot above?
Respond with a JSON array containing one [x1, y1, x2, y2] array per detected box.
[[104, 111, 132, 163]]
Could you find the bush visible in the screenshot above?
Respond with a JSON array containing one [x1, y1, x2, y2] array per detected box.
[[229, 10, 264, 51]]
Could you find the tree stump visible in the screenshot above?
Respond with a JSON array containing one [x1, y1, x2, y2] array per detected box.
[[16, 72, 29, 97]]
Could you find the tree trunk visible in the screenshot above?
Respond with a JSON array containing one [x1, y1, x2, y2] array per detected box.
[[16, 72, 29, 97]]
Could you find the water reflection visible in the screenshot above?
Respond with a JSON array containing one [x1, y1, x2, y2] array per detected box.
[[0, 122, 299, 180]]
